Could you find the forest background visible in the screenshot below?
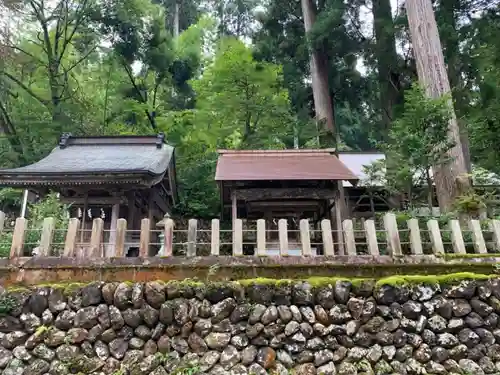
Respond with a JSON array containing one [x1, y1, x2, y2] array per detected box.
[[0, 0, 499, 219]]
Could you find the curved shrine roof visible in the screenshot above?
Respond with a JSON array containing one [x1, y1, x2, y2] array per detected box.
[[0, 134, 175, 187]]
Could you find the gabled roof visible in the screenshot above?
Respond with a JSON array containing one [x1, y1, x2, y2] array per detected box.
[[215, 149, 359, 184], [337, 152, 385, 187], [338, 152, 500, 187], [0, 134, 176, 187]]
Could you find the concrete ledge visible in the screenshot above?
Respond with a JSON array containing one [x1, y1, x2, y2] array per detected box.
[[0, 255, 498, 286]]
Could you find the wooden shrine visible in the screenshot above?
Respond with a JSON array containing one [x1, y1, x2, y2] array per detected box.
[[0, 133, 178, 256], [215, 149, 359, 254]]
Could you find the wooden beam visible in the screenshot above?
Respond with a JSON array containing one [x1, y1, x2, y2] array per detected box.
[[247, 200, 323, 208], [60, 196, 126, 205], [235, 188, 337, 201], [151, 185, 170, 215]]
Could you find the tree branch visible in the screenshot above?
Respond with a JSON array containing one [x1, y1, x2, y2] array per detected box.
[[59, 0, 89, 60], [3, 44, 47, 66], [30, 1, 54, 62], [121, 58, 157, 130], [53, 1, 64, 59], [64, 43, 100, 72], [3, 71, 49, 105], [0, 99, 27, 161]]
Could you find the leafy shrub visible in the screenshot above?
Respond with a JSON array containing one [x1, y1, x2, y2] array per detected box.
[[24, 193, 69, 255], [0, 295, 17, 315]]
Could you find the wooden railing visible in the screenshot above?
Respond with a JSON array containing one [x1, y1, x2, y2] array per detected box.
[[2, 212, 500, 258]]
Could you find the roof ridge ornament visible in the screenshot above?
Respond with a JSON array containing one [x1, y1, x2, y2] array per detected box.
[[156, 133, 165, 149], [59, 133, 72, 149]]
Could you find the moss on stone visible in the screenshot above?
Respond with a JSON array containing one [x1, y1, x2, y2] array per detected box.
[[237, 278, 293, 287], [166, 279, 204, 287], [438, 253, 500, 259], [6, 286, 30, 293], [3, 272, 498, 292], [63, 283, 86, 296], [306, 277, 367, 288], [34, 325, 51, 337], [33, 282, 87, 296], [152, 280, 167, 286], [238, 273, 494, 289], [375, 272, 492, 288], [238, 277, 369, 289]]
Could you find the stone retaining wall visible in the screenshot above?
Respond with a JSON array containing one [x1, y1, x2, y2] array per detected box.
[[1, 277, 500, 375]]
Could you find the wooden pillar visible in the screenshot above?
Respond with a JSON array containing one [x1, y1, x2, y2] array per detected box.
[[107, 203, 120, 257], [10, 218, 27, 258], [115, 219, 127, 257], [330, 195, 345, 256], [80, 193, 88, 243], [0, 211, 5, 234], [231, 190, 237, 228], [64, 218, 80, 257], [148, 192, 155, 256], [369, 191, 375, 217], [89, 218, 104, 257], [264, 211, 272, 243], [211, 219, 219, 256], [126, 194, 136, 256], [256, 219, 266, 256]]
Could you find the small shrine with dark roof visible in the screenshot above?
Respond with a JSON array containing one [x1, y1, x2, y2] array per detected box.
[[0, 133, 178, 256]]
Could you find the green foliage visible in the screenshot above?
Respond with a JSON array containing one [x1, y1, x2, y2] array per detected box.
[[0, 231, 12, 257], [171, 363, 201, 375], [380, 85, 454, 202], [0, 188, 22, 213], [190, 37, 297, 149], [0, 294, 17, 316], [387, 85, 453, 173], [453, 191, 487, 215], [23, 193, 69, 255]]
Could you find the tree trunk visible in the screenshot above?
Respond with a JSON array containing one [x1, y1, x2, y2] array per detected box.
[[173, 1, 180, 38], [372, 0, 400, 138], [300, 0, 335, 145], [373, 0, 402, 205], [405, 0, 470, 212], [437, 0, 472, 174], [301, 0, 346, 254]]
